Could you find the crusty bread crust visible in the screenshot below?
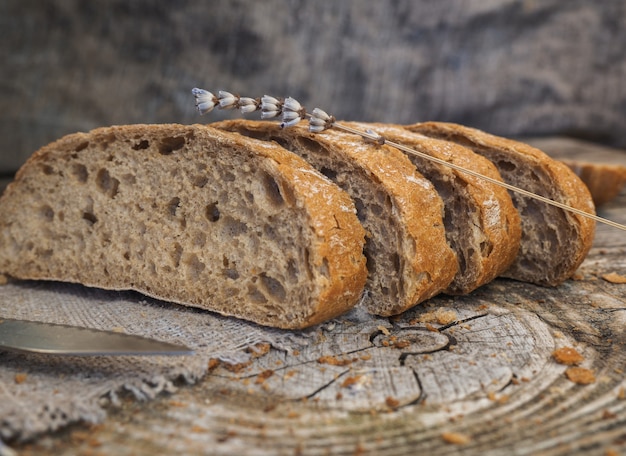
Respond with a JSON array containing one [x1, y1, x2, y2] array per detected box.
[[0, 124, 368, 328], [348, 122, 521, 294], [406, 122, 596, 286], [213, 120, 458, 316]]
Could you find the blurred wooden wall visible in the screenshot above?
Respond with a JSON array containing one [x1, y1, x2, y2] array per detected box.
[[2, 0, 625, 174]]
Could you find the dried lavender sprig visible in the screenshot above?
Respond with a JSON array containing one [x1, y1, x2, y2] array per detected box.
[[190, 88, 625, 231]]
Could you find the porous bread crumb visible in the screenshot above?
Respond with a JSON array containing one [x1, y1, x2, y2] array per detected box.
[[441, 431, 472, 445], [255, 369, 274, 384], [414, 308, 458, 325], [565, 367, 596, 385], [552, 347, 584, 365], [602, 272, 626, 284], [385, 396, 400, 409], [317, 355, 357, 366], [342, 375, 363, 388]]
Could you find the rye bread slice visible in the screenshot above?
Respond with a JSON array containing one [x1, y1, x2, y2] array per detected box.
[[0, 124, 368, 328], [346, 122, 521, 294], [214, 119, 458, 316], [406, 122, 595, 286]]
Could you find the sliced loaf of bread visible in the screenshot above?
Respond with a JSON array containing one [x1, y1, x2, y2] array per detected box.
[[0, 124, 368, 328], [214, 119, 458, 316], [406, 122, 596, 286], [345, 122, 521, 294]]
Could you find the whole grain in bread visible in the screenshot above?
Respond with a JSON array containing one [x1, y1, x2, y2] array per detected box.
[[406, 122, 596, 286], [0, 124, 368, 329], [214, 119, 457, 316], [345, 122, 521, 294]]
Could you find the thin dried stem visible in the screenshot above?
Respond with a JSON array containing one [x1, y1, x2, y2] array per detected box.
[[191, 88, 626, 232]]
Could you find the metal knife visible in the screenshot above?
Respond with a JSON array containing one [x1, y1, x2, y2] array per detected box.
[[0, 318, 194, 356]]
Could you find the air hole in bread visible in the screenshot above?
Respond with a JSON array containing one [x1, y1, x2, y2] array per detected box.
[[38, 248, 53, 259], [121, 173, 136, 185], [264, 223, 277, 241], [82, 211, 98, 225], [224, 268, 240, 280], [297, 137, 328, 155], [222, 216, 248, 236], [268, 136, 291, 150], [259, 273, 286, 301], [287, 258, 298, 280], [480, 240, 493, 256], [496, 160, 517, 173], [192, 175, 209, 187], [364, 249, 375, 274], [353, 198, 366, 223], [167, 197, 181, 217], [41, 165, 54, 175], [392, 252, 401, 271], [95, 168, 119, 198], [39, 205, 54, 221], [221, 170, 236, 182], [370, 203, 383, 217], [71, 163, 89, 183], [320, 258, 330, 278], [262, 173, 285, 207], [248, 284, 268, 303], [184, 253, 205, 281], [171, 242, 183, 267], [74, 141, 89, 152], [320, 167, 337, 180], [123, 251, 130, 261], [132, 139, 150, 150], [206, 202, 220, 222], [158, 136, 186, 155]]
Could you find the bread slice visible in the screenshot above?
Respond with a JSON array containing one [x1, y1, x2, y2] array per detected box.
[[406, 122, 596, 286], [213, 119, 457, 316], [344, 122, 521, 294], [0, 124, 368, 329]]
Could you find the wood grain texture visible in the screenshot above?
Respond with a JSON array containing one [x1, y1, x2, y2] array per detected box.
[[11, 137, 626, 456], [2, 0, 626, 174]]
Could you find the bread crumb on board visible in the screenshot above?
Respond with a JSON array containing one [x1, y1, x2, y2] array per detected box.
[[412, 308, 458, 326], [602, 272, 626, 284], [552, 347, 584, 365], [441, 431, 472, 445], [14, 373, 27, 384], [565, 367, 596, 385]]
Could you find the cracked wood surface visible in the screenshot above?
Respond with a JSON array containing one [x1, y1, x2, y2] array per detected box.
[[12, 140, 626, 455]]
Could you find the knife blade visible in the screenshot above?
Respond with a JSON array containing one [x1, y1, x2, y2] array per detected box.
[[0, 318, 194, 356]]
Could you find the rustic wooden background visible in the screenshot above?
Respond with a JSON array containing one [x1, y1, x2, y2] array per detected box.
[[1, 0, 626, 178]]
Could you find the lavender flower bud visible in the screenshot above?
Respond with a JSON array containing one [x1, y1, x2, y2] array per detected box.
[[218, 91, 239, 110], [280, 97, 305, 127], [238, 97, 259, 114], [192, 88, 218, 115], [309, 108, 335, 133], [261, 95, 282, 119]]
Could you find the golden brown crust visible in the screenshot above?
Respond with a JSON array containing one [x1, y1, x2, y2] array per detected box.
[[348, 122, 521, 294], [406, 122, 595, 286], [0, 124, 367, 328], [213, 120, 458, 316]]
